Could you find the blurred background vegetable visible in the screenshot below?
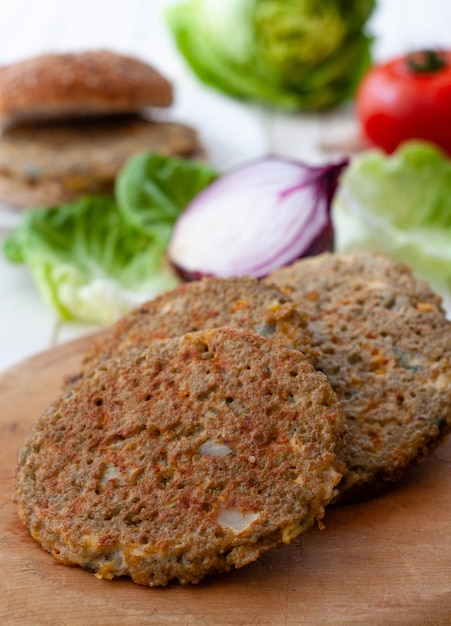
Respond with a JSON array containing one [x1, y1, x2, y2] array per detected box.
[[356, 49, 451, 155], [4, 196, 176, 324], [333, 141, 451, 293], [116, 152, 218, 244], [2, 197, 179, 325], [166, 0, 376, 110]]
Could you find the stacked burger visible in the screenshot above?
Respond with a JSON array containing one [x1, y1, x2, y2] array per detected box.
[[0, 50, 202, 209]]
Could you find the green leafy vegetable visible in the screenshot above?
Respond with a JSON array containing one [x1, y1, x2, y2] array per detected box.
[[333, 141, 451, 293], [166, 0, 375, 110], [116, 152, 218, 244], [3, 196, 180, 324], [2, 154, 218, 324]]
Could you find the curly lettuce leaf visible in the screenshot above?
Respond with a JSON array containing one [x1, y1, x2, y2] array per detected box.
[[333, 141, 451, 293], [166, 0, 375, 110], [3, 196, 179, 325]]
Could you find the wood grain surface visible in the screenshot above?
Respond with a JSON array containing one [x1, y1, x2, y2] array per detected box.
[[1, 336, 450, 625]]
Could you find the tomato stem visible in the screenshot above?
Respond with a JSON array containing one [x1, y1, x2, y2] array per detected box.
[[406, 49, 447, 74]]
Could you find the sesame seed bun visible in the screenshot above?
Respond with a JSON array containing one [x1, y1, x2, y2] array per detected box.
[[0, 50, 173, 129]]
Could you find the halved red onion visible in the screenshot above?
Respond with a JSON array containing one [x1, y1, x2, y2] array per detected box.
[[168, 156, 348, 280]]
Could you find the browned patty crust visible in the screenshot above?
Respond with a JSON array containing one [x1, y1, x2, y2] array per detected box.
[[78, 275, 317, 380], [266, 250, 451, 503], [0, 116, 202, 208], [15, 327, 344, 587], [0, 50, 173, 128]]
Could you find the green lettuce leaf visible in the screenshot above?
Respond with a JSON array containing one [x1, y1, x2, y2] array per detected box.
[[3, 196, 179, 325], [116, 152, 218, 244], [333, 141, 451, 293], [166, 0, 375, 110]]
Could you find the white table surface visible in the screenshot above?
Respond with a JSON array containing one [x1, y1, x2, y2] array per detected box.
[[1, 0, 450, 373]]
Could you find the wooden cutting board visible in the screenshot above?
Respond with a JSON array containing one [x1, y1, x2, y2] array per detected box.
[[1, 336, 450, 626]]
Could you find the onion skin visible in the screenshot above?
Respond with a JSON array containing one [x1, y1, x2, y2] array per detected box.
[[168, 156, 349, 281], [171, 265, 214, 282]]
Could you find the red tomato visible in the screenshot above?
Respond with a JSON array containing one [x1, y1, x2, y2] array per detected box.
[[356, 50, 451, 155]]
